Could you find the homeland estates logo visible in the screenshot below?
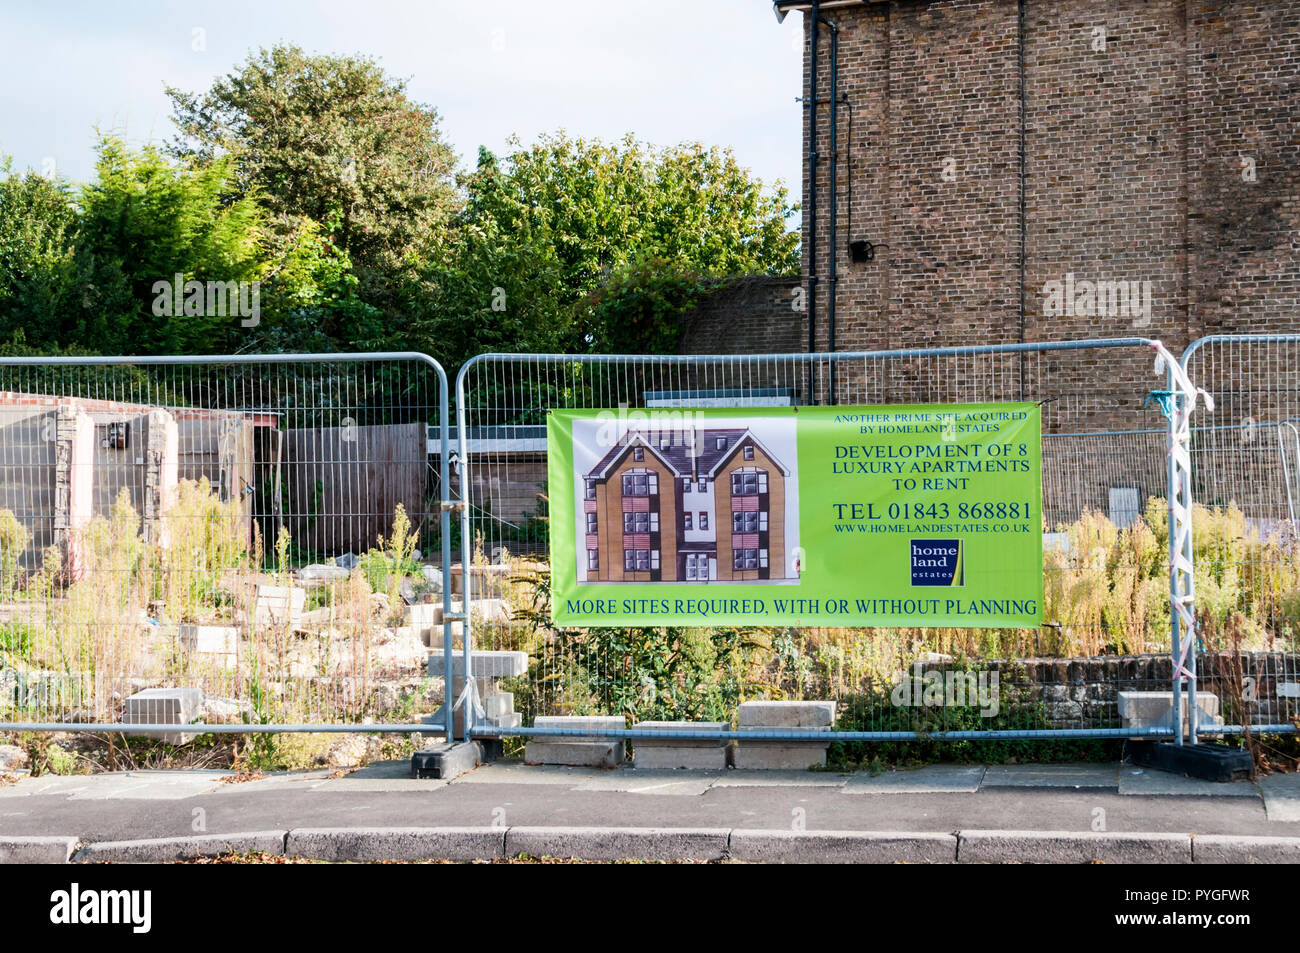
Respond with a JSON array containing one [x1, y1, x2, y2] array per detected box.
[[910, 539, 964, 586]]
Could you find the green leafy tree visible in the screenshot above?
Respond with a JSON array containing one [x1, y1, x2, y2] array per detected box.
[[421, 133, 798, 369], [0, 160, 86, 346], [166, 44, 459, 279], [75, 136, 267, 353]]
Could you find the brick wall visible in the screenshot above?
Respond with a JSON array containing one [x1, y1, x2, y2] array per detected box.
[[781, 0, 1299, 420], [678, 276, 803, 354]]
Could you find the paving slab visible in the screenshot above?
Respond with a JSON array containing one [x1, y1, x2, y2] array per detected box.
[[729, 829, 958, 864], [447, 761, 604, 787], [981, 764, 1119, 789], [68, 772, 231, 801], [287, 827, 503, 862], [710, 770, 849, 788], [843, 765, 987, 794], [958, 829, 1191, 864], [206, 769, 334, 795], [0, 772, 228, 800], [75, 830, 286, 863], [1193, 834, 1300, 863], [314, 764, 449, 793], [574, 770, 719, 796], [504, 825, 729, 861], [1259, 773, 1300, 822], [0, 835, 79, 864], [1119, 768, 1260, 798]]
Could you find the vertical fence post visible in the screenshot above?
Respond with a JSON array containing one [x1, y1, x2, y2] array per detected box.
[[438, 366, 455, 743], [455, 362, 475, 743], [1164, 362, 1184, 745], [1161, 345, 1206, 746]]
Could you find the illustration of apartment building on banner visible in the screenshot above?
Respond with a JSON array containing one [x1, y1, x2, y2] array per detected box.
[[582, 428, 790, 583]]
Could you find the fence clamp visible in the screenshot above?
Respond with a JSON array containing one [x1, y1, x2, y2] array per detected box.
[[1144, 389, 1177, 419], [440, 500, 466, 512], [443, 612, 468, 623]]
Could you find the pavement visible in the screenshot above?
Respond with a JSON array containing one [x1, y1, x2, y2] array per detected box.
[[2, 760, 1299, 863]]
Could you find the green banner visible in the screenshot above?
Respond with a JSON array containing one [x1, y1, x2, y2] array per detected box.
[[547, 402, 1043, 628]]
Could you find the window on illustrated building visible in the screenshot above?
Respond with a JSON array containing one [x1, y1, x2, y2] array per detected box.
[[684, 512, 693, 530], [632, 446, 644, 462], [622, 470, 657, 496], [585, 479, 596, 500], [683, 478, 692, 493], [699, 512, 708, 530], [588, 550, 599, 571], [697, 478, 707, 493], [586, 512, 597, 533], [733, 510, 760, 533], [623, 549, 659, 571], [731, 469, 767, 496], [743, 445, 754, 460], [623, 511, 654, 534], [733, 549, 760, 571], [715, 436, 726, 450]]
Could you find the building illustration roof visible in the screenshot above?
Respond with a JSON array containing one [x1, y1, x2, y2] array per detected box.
[[586, 428, 789, 480]]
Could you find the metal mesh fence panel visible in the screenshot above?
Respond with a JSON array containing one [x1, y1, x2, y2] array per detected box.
[[1181, 335, 1300, 737], [456, 340, 1193, 749], [0, 354, 450, 733]]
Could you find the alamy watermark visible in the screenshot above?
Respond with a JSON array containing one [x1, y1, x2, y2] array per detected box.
[[890, 662, 1000, 717], [594, 404, 708, 458], [1041, 273, 1151, 325], [151, 273, 260, 327]]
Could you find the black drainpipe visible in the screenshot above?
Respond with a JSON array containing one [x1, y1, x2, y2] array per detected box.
[[1017, 0, 1027, 399], [807, 2, 820, 402], [821, 14, 839, 404]]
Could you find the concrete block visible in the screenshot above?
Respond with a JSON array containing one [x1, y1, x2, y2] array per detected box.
[[634, 746, 728, 770], [732, 744, 827, 770], [631, 721, 729, 769], [483, 693, 515, 719], [178, 624, 237, 654], [286, 827, 504, 862], [253, 585, 305, 628], [1193, 835, 1300, 864], [533, 715, 626, 739], [74, 831, 286, 863], [734, 703, 833, 770], [411, 741, 481, 779], [632, 721, 729, 746], [737, 700, 837, 728], [504, 826, 729, 861], [178, 624, 238, 671], [121, 687, 202, 744], [427, 649, 528, 678], [471, 598, 513, 624], [407, 602, 444, 629], [0, 835, 79, 864], [524, 740, 624, 768], [957, 830, 1191, 864], [1117, 691, 1223, 733], [729, 830, 957, 864]]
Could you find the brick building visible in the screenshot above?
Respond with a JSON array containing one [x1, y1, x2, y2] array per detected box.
[[685, 2, 1298, 369], [773, 0, 1298, 359]]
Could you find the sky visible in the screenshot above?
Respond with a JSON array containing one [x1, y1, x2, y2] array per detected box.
[[0, 0, 804, 198]]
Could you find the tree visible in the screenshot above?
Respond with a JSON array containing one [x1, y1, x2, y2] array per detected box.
[[75, 136, 267, 353], [166, 45, 459, 278], [0, 160, 85, 346], [421, 133, 798, 369]]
